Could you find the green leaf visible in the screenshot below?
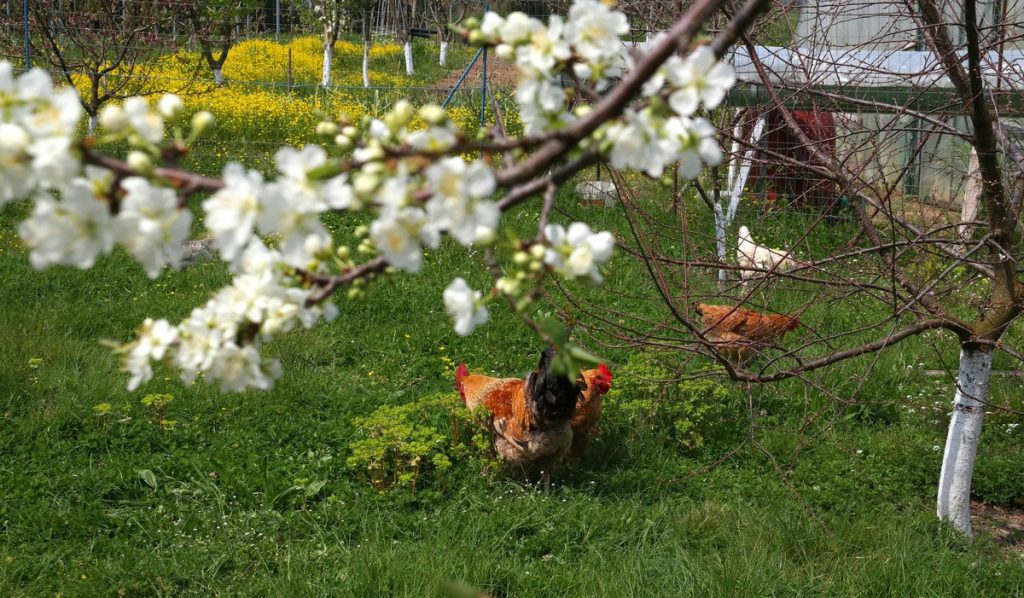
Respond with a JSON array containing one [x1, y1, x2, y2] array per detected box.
[[304, 479, 328, 498], [138, 469, 157, 490], [538, 317, 569, 347], [566, 344, 602, 367]]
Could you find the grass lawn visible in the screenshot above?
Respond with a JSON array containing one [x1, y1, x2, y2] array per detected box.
[[2, 33, 1024, 598]]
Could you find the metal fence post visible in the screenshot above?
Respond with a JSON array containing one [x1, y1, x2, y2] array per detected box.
[[23, 0, 30, 69], [479, 3, 489, 127]]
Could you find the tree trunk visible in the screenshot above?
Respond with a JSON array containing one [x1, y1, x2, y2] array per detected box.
[[321, 43, 333, 87], [213, 67, 224, 85], [936, 346, 993, 537], [404, 40, 414, 76], [88, 113, 97, 135], [439, 40, 448, 66], [362, 40, 371, 87]]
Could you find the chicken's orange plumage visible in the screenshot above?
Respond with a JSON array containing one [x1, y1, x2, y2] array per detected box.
[[455, 349, 581, 488], [567, 363, 613, 462], [694, 303, 799, 363]]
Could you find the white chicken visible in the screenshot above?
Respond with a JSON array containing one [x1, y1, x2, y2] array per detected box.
[[736, 225, 806, 281]]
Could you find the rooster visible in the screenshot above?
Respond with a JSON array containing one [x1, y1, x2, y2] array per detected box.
[[567, 363, 614, 462], [694, 303, 799, 364], [455, 349, 582, 488], [736, 225, 806, 282]]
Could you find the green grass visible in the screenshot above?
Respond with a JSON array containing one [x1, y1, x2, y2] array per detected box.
[[2, 186, 1024, 595]]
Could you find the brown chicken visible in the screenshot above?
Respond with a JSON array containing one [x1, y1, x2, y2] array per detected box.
[[455, 349, 582, 488], [694, 303, 799, 363], [567, 363, 614, 462]]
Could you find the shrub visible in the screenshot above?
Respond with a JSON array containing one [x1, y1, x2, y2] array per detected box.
[[604, 353, 736, 453], [346, 392, 493, 493]]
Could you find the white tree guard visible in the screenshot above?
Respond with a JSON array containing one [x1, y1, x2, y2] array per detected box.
[[362, 42, 371, 88], [404, 41, 414, 76], [937, 347, 993, 537], [321, 44, 334, 87], [714, 115, 765, 282], [727, 116, 765, 223]]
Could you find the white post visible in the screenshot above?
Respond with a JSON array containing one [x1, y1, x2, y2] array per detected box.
[[713, 201, 728, 284], [321, 43, 333, 86], [439, 40, 449, 66], [936, 347, 993, 537], [362, 41, 371, 87], [404, 40, 414, 76]]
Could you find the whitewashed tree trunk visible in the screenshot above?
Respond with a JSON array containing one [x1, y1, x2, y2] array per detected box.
[[362, 41, 370, 88], [713, 201, 728, 284], [959, 147, 981, 247], [439, 41, 449, 66], [321, 44, 334, 87], [213, 67, 224, 85], [404, 40, 414, 76], [936, 347, 993, 537], [88, 114, 97, 135]]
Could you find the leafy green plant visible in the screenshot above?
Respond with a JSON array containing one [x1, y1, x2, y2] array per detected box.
[[140, 393, 175, 431], [605, 353, 736, 452], [346, 392, 492, 493]]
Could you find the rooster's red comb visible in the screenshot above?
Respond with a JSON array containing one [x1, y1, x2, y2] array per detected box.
[[598, 363, 613, 380]]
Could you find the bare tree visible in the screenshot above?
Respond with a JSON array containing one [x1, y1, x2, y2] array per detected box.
[[425, 0, 472, 66], [179, 0, 262, 85], [11, 0, 197, 132], [565, 0, 1024, 538], [313, 0, 347, 86]]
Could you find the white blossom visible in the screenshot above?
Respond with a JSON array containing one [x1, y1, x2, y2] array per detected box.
[[667, 45, 736, 116], [605, 109, 678, 178], [544, 222, 615, 283], [370, 206, 439, 272], [564, 0, 629, 66], [123, 318, 178, 391], [444, 278, 489, 336], [203, 163, 265, 263], [122, 97, 165, 145], [115, 177, 191, 277], [18, 178, 115, 269], [424, 157, 499, 245], [665, 116, 722, 179], [207, 342, 281, 392]]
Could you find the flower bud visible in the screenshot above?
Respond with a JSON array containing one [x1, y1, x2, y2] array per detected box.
[[474, 226, 496, 246], [353, 173, 380, 196], [342, 125, 358, 138], [99, 104, 128, 133], [126, 150, 153, 175], [157, 94, 184, 122], [513, 251, 530, 265], [336, 245, 351, 260], [392, 100, 414, 124], [316, 121, 340, 137], [190, 111, 215, 137], [354, 225, 369, 238], [334, 134, 352, 150], [529, 244, 546, 259], [529, 260, 543, 272], [496, 44, 515, 61], [462, 16, 479, 30], [418, 104, 447, 126]]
